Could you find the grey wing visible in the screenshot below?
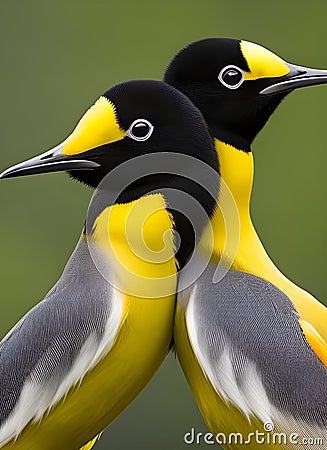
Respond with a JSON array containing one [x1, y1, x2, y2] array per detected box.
[[180, 265, 327, 430], [0, 237, 122, 445]]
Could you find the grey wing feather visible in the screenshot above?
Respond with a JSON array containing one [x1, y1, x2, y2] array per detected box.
[[181, 265, 327, 427], [0, 237, 114, 426]]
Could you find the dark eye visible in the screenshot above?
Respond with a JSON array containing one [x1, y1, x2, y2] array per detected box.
[[218, 65, 244, 89], [127, 119, 154, 141]]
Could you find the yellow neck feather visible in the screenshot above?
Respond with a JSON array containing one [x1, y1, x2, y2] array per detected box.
[[201, 138, 291, 274], [214, 139, 254, 221], [200, 139, 327, 359], [90, 193, 178, 298], [196, 140, 282, 274], [199, 139, 257, 269]]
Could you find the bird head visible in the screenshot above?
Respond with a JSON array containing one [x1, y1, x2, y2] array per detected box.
[[164, 38, 327, 151], [0, 80, 219, 268], [0, 80, 216, 185]]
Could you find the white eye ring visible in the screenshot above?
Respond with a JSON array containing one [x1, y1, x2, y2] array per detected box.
[[127, 119, 154, 141], [218, 65, 244, 90]]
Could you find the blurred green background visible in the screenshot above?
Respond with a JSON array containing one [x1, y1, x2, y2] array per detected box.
[[1, 1, 327, 449]]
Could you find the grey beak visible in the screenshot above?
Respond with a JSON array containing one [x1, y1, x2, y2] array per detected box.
[[0, 141, 99, 179], [260, 63, 327, 95]]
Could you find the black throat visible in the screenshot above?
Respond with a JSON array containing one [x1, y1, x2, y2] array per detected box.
[[84, 169, 219, 270], [165, 80, 287, 152]]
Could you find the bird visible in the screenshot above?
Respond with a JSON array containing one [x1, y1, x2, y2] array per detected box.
[[164, 39, 327, 448], [0, 79, 219, 449]]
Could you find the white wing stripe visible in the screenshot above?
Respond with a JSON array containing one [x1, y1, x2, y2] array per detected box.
[[186, 284, 274, 424], [0, 287, 123, 446]]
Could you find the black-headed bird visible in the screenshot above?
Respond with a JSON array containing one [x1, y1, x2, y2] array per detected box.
[[165, 39, 327, 448], [0, 80, 219, 449]]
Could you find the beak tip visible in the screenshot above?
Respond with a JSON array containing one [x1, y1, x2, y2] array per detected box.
[[260, 63, 327, 96], [0, 159, 101, 180], [0, 168, 12, 179]]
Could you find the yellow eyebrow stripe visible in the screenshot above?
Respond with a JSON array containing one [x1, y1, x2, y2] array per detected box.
[[240, 40, 290, 81], [62, 96, 126, 156]]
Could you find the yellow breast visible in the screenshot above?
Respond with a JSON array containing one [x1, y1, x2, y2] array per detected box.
[[4, 193, 177, 450], [92, 193, 178, 298]]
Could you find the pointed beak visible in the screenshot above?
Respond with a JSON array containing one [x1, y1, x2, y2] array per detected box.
[[260, 63, 327, 95], [0, 96, 125, 180], [0, 141, 100, 179]]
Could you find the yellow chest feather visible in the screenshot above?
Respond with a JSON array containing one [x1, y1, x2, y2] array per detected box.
[[4, 194, 177, 450], [91, 193, 178, 298]]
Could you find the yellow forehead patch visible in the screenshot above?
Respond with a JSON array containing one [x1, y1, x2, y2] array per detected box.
[[240, 41, 290, 81], [62, 96, 126, 156]]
